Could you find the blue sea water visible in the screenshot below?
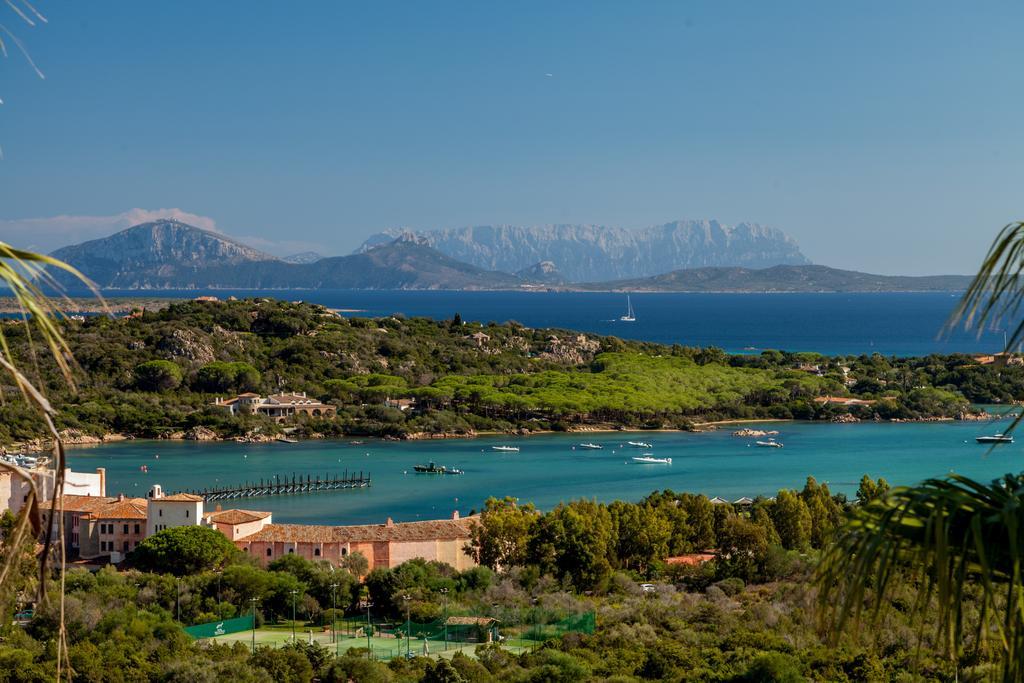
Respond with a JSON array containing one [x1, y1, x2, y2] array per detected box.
[[67, 420, 1022, 525], [95, 289, 1000, 357]]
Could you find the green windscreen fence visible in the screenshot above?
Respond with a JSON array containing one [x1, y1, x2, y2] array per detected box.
[[184, 615, 254, 639], [373, 611, 596, 646]]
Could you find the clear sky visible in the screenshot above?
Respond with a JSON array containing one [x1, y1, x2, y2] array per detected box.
[[0, 2, 1022, 274]]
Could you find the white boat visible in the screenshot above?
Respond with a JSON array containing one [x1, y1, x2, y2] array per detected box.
[[619, 296, 636, 322], [756, 439, 783, 449], [627, 441, 652, 448], [491, 446, 520, 452], [632, 455, 672, 464], [976, 434, 1014, 444], [578, 443, 603, 450]]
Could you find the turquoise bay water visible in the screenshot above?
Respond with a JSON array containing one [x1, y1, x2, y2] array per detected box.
[[67, 420, 1022, 525]]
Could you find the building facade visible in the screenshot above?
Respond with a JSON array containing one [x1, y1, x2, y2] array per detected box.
[[233, 513, 477, 571], [212, 392, 336, 422], [145, 484, 204, 535]]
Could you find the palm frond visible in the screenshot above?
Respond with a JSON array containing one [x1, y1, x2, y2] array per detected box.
[[818, 473, 1024, 680]]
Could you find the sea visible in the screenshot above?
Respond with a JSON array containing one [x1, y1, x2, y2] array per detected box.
[[95, 289, 1000, 357], [61, 289, 1020, 522], [67, 421, 1020, 525]]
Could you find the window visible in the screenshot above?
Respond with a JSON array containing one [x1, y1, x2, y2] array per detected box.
[[341, 547, 348, 556], [314, 548, 321, 557], [185, 510, 189, 518], [134, 524, 140, 535], [159, 509, 163, 517], [266, 548, 272, 557], [288, 548, 294, 554], [123, 524, 129, 534], [123, 541, 129, 552], [243, 547, 249, 552]]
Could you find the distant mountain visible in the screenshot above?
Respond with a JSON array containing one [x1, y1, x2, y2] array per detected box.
[[50, 220, 275, 288], [357, 220, 810, 282], [50, 224, 524, 290], [515, 261, 565, 285], [575, 265, 973, 293], [281, 251, 325, 264]]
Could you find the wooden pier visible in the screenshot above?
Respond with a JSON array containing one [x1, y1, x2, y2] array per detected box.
[[177, 471, 371, 502]]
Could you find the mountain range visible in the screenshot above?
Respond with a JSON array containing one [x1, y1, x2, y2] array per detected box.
[[357, 220, 810, 282], [46, 219, 971, 293]]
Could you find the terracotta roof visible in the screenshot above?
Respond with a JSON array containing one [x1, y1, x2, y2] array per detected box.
[[206, 509, 271, 525], [445, 616, 498, 626], [158, 493, 204, 502], [237, 516, 478, 544], [665, 552, 716, 566], [48, 494, 117, 514], [90, 498, 148, 520], [237, 392, 261, 397]]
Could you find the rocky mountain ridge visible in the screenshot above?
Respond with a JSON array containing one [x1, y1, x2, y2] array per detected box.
[[357, 219, 810, 282]]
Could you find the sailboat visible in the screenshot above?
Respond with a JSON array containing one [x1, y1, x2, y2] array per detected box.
[[620, 296, 636, 322]]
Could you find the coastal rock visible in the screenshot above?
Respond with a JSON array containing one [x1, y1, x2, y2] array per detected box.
[[831, 413, 860, 423], [732, 428, 780, 438], [956, 410, 992, 421], [184, 426, 219, 441], [157, 328, 216, 364]]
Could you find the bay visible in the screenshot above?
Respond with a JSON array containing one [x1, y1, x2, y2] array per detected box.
[[67, 419, 1020, 525], [93, 289, 999, 357]]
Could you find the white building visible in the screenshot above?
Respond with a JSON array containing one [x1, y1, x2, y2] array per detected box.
[[145, 484, 204, 535], [0, 466, 106, 517]]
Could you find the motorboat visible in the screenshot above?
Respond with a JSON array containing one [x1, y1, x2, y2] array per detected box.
[[491, 446, 520, 452], [413, 462, 464, 475], [756, 439, 783, 449], [578, 443, 603, 450], [627, 441, 652, 448], [976, 434, 1014, 444], [632, 455, 672, 464]]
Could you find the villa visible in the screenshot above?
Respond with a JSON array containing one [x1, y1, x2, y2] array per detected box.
[[212, 391, 336, 422], [232, 512, 478, 571]]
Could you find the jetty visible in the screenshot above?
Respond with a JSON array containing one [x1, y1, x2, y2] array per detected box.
[[176, 471, 371, 502]]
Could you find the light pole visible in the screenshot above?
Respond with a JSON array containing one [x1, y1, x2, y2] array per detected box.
[[402, 595, 411, 659], [362, 599, 373, 660], [329, 583, 339, 654], [440, 588, 449, 651], [214, 569, 222, 604], [176, 577, 181, 623], [250, 598, 258, 654], [290, 589, 299, 642]]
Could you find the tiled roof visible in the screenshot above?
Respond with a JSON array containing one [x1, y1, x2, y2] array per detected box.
[[445, 616, 498, 626], [238, 516, 478, 544], [49, 494, 116, 514], [48, 494, 149, 520], [158, 493, 204, 502], [206, 509, 271, 525], [90, 498, 148, 520]]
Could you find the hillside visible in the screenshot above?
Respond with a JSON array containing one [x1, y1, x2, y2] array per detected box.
[[576, 264, 974, 292], [0, 298, 1003, 447], [357, 219, 810, 282], [49, 223, 525, 290], [49, 219, 275, 288]]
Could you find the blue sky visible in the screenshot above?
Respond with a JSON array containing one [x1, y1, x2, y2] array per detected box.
[[0, 2, 1022, 274]]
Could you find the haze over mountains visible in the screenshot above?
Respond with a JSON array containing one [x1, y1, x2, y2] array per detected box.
[[46, 219, 970, 293], [358, 220, 810, 282]]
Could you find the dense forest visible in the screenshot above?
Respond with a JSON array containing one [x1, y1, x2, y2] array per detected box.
[[0, 477, 987, 681], [0, 297, 1017, 445]]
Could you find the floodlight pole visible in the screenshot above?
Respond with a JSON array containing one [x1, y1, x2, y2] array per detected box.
[[290, 589, 299, 642], [440, 588, 449, 651], [250, 598, 258, 654], [329, 583, 339, 655]]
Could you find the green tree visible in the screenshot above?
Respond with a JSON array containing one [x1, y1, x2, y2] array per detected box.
[[769, 490, 811, 551], [526, 500, 614, 591], [716, 515, 769, 582], [466, 497, 538, 570], [133, 360, 183, 391], [194, 361, 261, 393], [855, 475, 890, 505], [249, 645, 313, 683], [130, 526, 238, 576]]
